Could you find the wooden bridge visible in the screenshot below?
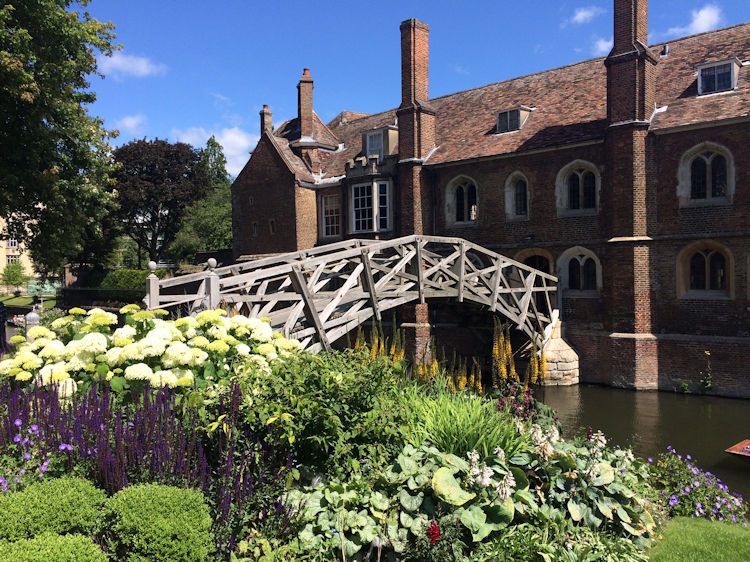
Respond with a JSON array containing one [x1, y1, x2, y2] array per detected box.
[[145, 235, 558, 353]]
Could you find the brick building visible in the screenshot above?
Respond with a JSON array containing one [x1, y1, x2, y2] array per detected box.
[[232, 0, 750, 397]]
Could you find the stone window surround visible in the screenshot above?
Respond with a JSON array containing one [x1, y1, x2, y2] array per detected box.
[[556, 246, 602, 296], [677, 141, 735, 208], [514, 248, 555, 275], [445, 175, 479, 227], [504, 171, 530, 222], [676, 240, 734, 300], [555, 159, 601, 217]]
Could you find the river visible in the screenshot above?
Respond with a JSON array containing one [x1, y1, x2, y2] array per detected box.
[[538, 384, 750, 501]]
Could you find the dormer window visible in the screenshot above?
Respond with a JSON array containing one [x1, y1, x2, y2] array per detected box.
[[496, 106, 533, 134], [366, 131, 383, 161], [698, 59, 740, 95]]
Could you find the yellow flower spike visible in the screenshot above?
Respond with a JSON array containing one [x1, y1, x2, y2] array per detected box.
[[69, 307, 86, 315]]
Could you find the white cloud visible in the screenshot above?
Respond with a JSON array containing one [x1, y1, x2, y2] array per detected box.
[[592, 36, 613, 56], [114, 114, 147, 136], [666, 4, 723, 37], [99, 52, 167, 79], [452, 64, 470, 75], [562, 6, 605, 28], [171, 126, 259, 177]]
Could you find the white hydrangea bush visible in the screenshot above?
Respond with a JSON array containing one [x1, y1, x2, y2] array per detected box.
[[0, 305, 301, 399]]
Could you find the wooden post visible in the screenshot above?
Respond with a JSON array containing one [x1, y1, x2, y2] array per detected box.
[[205, 258, 220, 310], [146, 261, 160, 310], [360, 249, 382, 323]]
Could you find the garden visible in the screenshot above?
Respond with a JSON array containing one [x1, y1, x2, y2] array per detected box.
[[0, 306, 747, 561]]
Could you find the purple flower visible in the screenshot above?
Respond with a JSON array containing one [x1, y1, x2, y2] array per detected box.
[[19, 469, 25, 475], [13, 435, 21, 443], [14, 419, 23, 427], [23, 453, 31, 460], [12, 478, 18, 483], [58, 444, 73, 452], [647, 457, 653, 463], [29, 424, 38, 433], [687, 454, 692, 460]]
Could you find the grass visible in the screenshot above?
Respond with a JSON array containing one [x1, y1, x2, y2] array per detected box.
[[0, 295, 57, 308], [648, 517, 750, 561]]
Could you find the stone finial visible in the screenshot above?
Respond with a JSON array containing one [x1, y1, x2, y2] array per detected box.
[[207, 258, 217, 270], [148, 261, 157, 273]]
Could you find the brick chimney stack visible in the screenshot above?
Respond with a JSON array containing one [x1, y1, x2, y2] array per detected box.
[[259, 104, 272, 135], [297, 68, 314, 139], [605, 0, 657, 123], [400, 19, 430, 105], [613, 0, 649, 54]]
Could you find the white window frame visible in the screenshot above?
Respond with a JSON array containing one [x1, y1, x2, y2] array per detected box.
[[366, 131, 384, 162], [351, 180, 391, 234], [6, 238, 18, 249], [6, 255, 20, 265], [697, 59, 738, 96], [320, 194, 342, 238]]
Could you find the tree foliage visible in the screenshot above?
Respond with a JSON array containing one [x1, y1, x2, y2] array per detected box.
[[169, 136, 233, 264], [0, 0, 118, 274], [112, 139, 210, 264], [1, 262, 31, 291]]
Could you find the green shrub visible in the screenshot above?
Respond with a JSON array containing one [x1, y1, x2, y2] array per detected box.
[[99, 268, 167, 289], [0, 477, 106, 541], [0, 533, 107, 562], [401, 382, 531, 458], [100, 483, 213, 561], [239, 350, 412, 477]]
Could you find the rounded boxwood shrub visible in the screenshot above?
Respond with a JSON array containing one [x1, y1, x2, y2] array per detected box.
[[0, 477, 106, 541], [100, 483, 213, 561], [0, 533, 107, 562]]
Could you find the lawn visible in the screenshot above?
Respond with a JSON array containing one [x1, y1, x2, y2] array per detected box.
[[649, 517, 750, 561], [0, 295, 57, 308]]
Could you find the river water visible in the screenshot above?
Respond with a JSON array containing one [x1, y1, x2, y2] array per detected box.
[[538, 384, 750, 501]]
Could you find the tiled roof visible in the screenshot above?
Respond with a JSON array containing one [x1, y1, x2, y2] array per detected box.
[[650, 23, 750, 131], [270, 22, 750, 179]]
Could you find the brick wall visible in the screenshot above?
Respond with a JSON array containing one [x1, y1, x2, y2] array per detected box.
[[231, 136, 298, 258]]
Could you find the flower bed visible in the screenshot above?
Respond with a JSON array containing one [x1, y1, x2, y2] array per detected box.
[[0, 307, 747, 560]]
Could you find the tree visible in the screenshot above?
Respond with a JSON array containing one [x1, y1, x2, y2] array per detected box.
[[0, 1, 118, 274], [169, 136, 233, 264], [1, 262, 31, 295], [112, 139, 210, 265]]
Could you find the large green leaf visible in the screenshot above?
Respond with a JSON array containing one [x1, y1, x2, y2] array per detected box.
[[485, 498, 514, 530], [459, 505, 486, 534], [108, 375, 127, 393], [567, 498, 585, 522], [369, 491, 390, 512], [432, 467, 476, 506], [397, 453, 419, 476], [398, 489, 424, 512], [583, 506, 603, 529], [509, 452, 532, 466], [616, 506, 631, 523], [510, 467, 529, 491], [590, 462, 615, 486], [444, 453, 470, 472], [595, 499, 614, 520]]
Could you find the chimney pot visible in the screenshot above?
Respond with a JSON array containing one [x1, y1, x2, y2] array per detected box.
[[303, 68, 310, 76], [263, 104, 268, 110]]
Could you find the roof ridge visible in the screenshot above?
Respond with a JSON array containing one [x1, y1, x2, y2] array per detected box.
[[330, 107, 397, 126], [312, 111, 341, 143], [649, 20, 750, 48]]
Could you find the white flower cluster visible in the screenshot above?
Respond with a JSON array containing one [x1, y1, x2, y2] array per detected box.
[[0, 305, 301, 397], [495, 472, 516, 501], [467, 450, 495, 488], [530, 423, 560, 459]]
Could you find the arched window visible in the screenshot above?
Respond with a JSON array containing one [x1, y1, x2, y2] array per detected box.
[[677, 241, 733, 298], [690, 152, 727, 200], [557, 246, 602, 294], [446, 177, 479, 225], [555, 160, 600, 216], [689, 249, 726, 290], [677, 142, 735, 207], [504, 172, 530, 221]]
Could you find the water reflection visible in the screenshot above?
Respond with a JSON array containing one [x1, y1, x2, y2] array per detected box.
[[538, 384, 750, 500]]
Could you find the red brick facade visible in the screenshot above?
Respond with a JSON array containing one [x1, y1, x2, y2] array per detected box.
[[231, 1, 750, 396]]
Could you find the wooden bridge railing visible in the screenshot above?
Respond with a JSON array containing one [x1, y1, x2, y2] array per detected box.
[[145, 235, 558, 352]]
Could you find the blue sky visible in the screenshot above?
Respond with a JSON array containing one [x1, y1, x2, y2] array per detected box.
[[86, 1, 748, 176]]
